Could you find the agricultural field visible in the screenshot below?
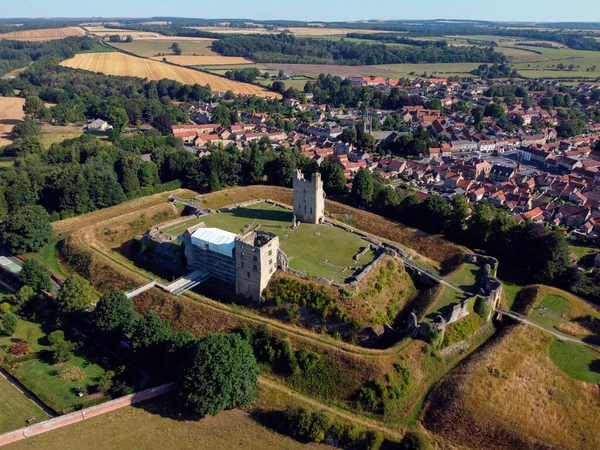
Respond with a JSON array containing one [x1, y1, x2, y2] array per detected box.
[[0, 96, 25, 146], [111, 39, 217, 57], [0, 27, 86, 41], [59, 53, 278, 98], [4, 400, 331, 450], [506, 46, 600, 79], [165, 202, 376, 284], [423, 325, 600, 450], [266, 62, 482, 79], [154, 55, 253, 66], [38, 125, 83, 149], [188, 26, 394, 37], [0, 375, 49, 434]]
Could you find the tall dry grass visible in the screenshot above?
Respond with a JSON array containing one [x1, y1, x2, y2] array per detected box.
[[423, 325, 600, 450]]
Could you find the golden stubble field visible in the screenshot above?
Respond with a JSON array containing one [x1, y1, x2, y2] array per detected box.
[[0, 97, 25, 146], [0, 27, 86, 41], [60, 53, 279, 97]]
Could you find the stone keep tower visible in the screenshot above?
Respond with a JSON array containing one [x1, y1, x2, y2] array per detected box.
[[293, 170, 325, 224], [235, 231, 279, 301]]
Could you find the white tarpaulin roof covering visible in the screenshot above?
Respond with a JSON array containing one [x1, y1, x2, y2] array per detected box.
[[191, 228, 237, 257]]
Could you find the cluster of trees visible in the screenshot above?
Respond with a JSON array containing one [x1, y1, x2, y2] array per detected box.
[[350, 171, 573, 285], [212, 33, 508, 65], [0, 132, 187, 233], [0, 36, 95, 77], [11, 60, 206, 126], [470, 63, 518, 79], [306, 73, 425, 110], [346, 33, 448, 48], [93, 291, 258, 415], [224, 67, 262, 83]]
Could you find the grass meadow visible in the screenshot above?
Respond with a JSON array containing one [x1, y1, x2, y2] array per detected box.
[[0, 375, 49, 434]]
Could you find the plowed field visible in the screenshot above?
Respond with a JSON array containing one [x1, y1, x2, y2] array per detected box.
[[60, 53, 278, 97], [0, 27, 86, 41]]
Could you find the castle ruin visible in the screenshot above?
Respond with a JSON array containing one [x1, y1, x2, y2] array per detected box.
[[293, 169, 325, 224]]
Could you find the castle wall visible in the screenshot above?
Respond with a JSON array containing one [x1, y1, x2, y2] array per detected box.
[[293, 170, 325, 224]]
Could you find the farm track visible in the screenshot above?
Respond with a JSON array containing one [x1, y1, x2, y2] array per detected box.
[[258, 377, 405, 439]]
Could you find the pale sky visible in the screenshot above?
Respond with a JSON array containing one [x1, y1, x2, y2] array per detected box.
[[2, 0, 599, 23]]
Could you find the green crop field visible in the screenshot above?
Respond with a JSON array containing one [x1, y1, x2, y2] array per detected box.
[[167, 202, 375, 283], [0, 375, 49, 434], [549, 340, 600, 384], [505, 46, 600, 78], [111, 39, 217, 58]]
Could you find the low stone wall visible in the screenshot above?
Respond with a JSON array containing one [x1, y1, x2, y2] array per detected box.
[[0, 383, 174, 447]]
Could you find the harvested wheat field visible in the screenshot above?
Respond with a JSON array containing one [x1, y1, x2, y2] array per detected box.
[[0, 97, 25, 146], [153, 55, 253, 66], [60, 53, 278, 97], [0, 27, 85, 41]]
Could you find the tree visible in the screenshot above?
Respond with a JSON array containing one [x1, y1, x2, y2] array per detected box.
[[352, 168, 374, 204], [319, 157, 347, 195], [170, 43, 182, 55], [1, 205, 52, 254], [20, 259, 52, 292], [132, 313, 172, 351], [94, 291, 137, 336], [57, 274, 94, 314], [108, 107, 129, 136], [48, 330, 74, 363], [1, 312, 18, 336], [23, 96, 45, 121], [178, 333, 259, 416], [152, 113, 173, 135]]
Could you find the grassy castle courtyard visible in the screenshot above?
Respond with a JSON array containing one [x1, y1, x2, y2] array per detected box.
[[163, 201, 376, 284]]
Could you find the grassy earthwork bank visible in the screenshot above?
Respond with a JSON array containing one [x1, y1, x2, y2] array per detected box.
[[422, 325, 600, 450]]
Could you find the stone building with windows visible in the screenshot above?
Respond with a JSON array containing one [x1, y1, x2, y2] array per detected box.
[[181, 224, 279, 301], [293, 169, 325, 224]]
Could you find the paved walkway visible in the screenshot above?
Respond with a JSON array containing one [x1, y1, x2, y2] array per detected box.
[[495, 308, 600, 350]]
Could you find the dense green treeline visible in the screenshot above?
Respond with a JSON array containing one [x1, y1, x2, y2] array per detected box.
[[0, 36, 95, 77], [212, 33, 508, 65]]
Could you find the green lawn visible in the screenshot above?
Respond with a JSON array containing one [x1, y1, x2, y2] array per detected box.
[[549, 340, 600, 384], [175, 202, 376, 283], [0, 319, 48, 354], [79, 45, 116, 54], [11, 352, 106, 413], [530, 295, 571, 330], [38, 129, 82, 150], [569, 244, 598, 261], [497, 265, 527, 310], [24, 238, 69, 279], [0, 375, 49, 434], [427, 263, 479, 319]]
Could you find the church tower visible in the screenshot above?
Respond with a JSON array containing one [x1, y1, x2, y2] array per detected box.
[[293, 170, 325, 224]]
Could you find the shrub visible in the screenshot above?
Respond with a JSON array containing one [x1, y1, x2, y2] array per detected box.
[[441, 314, 483, 348], [1, 312, 18, 336], [265, 278, 337, 319], [9, 342, 29, 356], [59, 366, 87, 382], [474, 296, 492, 319], [400, 431, 430, 450]]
